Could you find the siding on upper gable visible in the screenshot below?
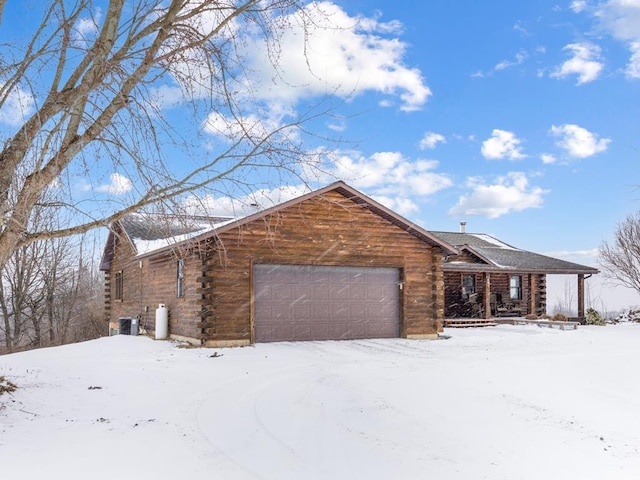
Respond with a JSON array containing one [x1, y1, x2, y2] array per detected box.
[[445, 251, 486, 264], [199, 191, 445, 345]]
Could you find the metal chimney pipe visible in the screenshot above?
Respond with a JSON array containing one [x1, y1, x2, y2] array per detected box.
[[460, 221, 466, 233]]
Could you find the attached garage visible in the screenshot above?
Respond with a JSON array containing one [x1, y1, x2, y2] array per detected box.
[[253, 264, 401, 342], [102, 181, 457, 347]]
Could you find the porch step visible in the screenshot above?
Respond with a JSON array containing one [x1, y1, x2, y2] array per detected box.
[[443, 319, 498, 328], [501, 318, 579, 330]]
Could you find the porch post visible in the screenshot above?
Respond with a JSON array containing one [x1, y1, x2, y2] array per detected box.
[[577, 274, 585, 319], [484, 273, 491, 319], [528, 274, 536, 316]]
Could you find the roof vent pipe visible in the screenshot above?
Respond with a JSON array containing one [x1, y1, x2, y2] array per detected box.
[[460, 221, 466, 233]]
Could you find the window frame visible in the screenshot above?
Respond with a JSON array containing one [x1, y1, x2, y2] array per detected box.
[[509, 275, 522, 300], [114, 270, 123, 301], [176, 258, 185, 298], [462, 274, 475, 298]]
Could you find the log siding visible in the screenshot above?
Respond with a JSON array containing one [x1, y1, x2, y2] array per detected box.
[[201, 191, 445, 345], [104, 188, 448, 345]]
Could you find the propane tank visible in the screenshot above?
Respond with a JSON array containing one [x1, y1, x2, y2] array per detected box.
[[155, 304, 168, 340]]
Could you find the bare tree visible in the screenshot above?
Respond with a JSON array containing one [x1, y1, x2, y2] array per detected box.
[[599, 213, 640, 294], [550, 277, 576, 316], [0, 230, 105, 352], [0, 0, 334, 273]]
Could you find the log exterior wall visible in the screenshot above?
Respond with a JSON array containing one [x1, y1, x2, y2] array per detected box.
[[105, 191, 446, 345], [201, 191, 445, 346], [105, 226, 204, 339]]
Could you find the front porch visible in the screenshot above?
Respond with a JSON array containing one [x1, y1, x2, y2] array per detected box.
[[443, 271, 591, 324], [430, 229, 598, 328]]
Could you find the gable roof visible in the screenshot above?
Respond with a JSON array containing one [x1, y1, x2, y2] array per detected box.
[[100, 181, 458, 270], [429, 231, 599, 275]]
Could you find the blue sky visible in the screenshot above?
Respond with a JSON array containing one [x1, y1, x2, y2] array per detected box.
[[245, 0, 640, 310], [3, 1, 640, 310], [291, 0, 640, 310]]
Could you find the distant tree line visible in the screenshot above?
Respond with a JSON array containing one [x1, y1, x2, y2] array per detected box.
[[0, 232, 104, 354]]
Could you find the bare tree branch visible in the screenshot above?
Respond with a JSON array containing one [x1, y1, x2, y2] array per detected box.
[[600, 212, 640, 293], [0, 0, 334, 272]]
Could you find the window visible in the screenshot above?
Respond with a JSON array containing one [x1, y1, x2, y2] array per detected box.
[[462, 274, 475, 298], [114, 271, 123, 301], [510, 275, 522, 300], [177, 258, 185, 298]]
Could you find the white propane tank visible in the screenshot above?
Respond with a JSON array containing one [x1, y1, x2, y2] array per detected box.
[[155, 304, 168, 340]]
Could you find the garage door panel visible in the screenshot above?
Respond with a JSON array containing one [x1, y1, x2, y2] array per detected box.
[[310, 322, 329, 339], [348, 303, 366, 318], [254, 325, 273, 342], [346, 323, 366, 337], [271, 304, 292, 322], [292, 304, 310, 319], [312, 285, 330, 301], [270, 325, 294, 341], [366, 322, 397, 337], [328, 324, 349, 339], [330, 304, 348, 319], [254, 264, 400, 343], [292, 324, 311, 339], [311, 303, 331, 319], [373, 303, 397, 318], [349, 285, 366, 300], [273, 287, 295, 302], [329, 285, 348, 300]]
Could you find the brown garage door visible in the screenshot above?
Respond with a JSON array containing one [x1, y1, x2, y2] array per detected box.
[[253, 264, 400, 343]]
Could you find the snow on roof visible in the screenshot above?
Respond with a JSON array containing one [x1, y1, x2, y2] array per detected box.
[[133, 226, 209, 256], [470, 233, 517, 250], [120, 214, 236, 256]]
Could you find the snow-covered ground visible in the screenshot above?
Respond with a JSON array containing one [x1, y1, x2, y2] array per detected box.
[[1, 324, 640, 479]]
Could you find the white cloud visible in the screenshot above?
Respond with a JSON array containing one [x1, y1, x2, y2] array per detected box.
[[495, 51, 528, 71], [154, 2, 430, 116], [371, 195, 419, 216], [327, 116, 347, 132], [593, 1, 640, 79], [551, 42, 604, 84], [471, 50, 531, 78], [191, 149, 450, 219], [300, 149, 451, 216], [0, 86, 35, 126], [596, 0, 640, 41], [481, 129, 526, 160], [540, 153, 557, 164], [203, 105, 296, 143], [97, 173, 133, 195], [550, 124, 611, 158], [513, 22, 530, 36], [74, 8, 102, 40], [321, 150, 452, 197], [184, 184, 310, 217], [544, 248, 600, 260], [419, 132, 446, 150], [245, 2, 431, 112], [626, 41, 640, 78], [149, 84, 186, 111], [448, 172, 548, 219], [571, 1, 588, 13]]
